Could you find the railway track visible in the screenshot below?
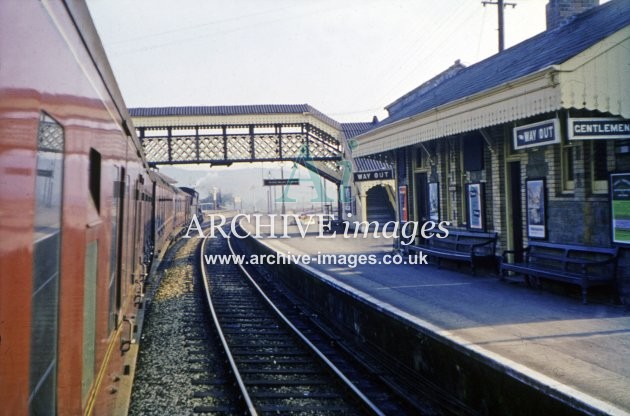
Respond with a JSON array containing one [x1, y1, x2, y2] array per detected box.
[[132, 226, 461, 414], [199, 232, 386, 415]]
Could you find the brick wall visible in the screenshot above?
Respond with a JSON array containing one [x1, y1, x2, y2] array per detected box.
[[546, 0, 599, 30], [393, 110, 629, 303]]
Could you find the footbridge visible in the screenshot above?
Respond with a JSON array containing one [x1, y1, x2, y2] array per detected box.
[[129, 104, 347, 183]]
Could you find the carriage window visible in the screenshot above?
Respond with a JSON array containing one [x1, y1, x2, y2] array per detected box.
[[30, 113, 64, 415], [89, 148, 101, 212]]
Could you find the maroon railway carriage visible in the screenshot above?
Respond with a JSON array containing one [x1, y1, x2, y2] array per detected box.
[[0, 2, 191, 414]]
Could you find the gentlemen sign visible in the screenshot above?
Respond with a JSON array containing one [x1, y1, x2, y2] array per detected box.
[[513, 119, 561, 150], [353, 170, 394, 182], [568, 118, 630, 140]]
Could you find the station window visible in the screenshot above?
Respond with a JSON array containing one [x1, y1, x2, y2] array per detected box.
[[562, 139, 575, 193], [463, 133, 484, 172], [415, 147, 425, 169], [591, 141, 608, 194]]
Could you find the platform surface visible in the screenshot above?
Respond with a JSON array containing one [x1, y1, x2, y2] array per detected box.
[[238, 219, 630, 414]]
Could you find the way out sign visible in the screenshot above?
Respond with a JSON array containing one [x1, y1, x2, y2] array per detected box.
[[513, 119, 560, 150], [353, 170, 394, 182]]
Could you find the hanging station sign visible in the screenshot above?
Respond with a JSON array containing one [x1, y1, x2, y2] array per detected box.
[[353, 169, 394, 182], [513, 119, 561, 150], [568, 118, 630, 141], [263, 178, 299, 186]]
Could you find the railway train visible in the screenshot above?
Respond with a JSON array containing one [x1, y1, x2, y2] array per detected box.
[[0, 1, 195, 414]]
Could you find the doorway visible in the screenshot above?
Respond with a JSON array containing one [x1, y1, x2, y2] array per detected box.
[[366, 185, 395, 223], [509, 161, 524, 261], [415, 172, 428, 222]]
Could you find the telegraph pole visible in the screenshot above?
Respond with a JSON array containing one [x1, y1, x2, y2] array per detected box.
[[482, 0, 517, 52]]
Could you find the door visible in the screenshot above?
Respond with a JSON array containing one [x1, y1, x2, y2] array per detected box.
[[509, 161, 524, 261], [415, 172, 428, 222]]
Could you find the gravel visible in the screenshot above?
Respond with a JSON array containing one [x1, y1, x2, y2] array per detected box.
[[128, 237, 201, 415]]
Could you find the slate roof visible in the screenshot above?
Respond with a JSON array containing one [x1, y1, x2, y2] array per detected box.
[[341, 122, 377, 139], [129, 104, 341, 129], [376, 0, 630, 129], [354, 157, 392, 173], [385, 60, 466, 116]]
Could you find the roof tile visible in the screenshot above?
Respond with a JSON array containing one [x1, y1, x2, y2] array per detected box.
[[377, 0, 630, 128]]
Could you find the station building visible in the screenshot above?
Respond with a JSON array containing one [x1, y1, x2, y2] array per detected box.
[[350, 0, 630, 302]]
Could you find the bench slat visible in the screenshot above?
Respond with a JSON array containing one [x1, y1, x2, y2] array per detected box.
[[411, 229, 497, 274], [501, 241, 619, 304]]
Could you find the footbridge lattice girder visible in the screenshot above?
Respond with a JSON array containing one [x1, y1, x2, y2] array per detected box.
[[137, 122, 343, 183], [130, 105, 354, 184]]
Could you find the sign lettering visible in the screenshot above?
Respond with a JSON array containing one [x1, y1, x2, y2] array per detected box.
[[568, 118, 630, 141], [513, 119, 560, 150], [263, 178, 299, 186], [353, 170, 394, 182]]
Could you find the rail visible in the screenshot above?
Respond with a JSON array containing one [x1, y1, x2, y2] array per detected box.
[[226, 231, 385, 416], [199, 234, 258, 416], [200, 230, 386, 415]]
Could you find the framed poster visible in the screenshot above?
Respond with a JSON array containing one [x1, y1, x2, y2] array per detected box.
[[342, 185, 353, 218], [610, 172, 630, 245], [466, 183, 485, 231], [398, 185, 408, 222], [526, 178, 546, 239], [428, 182, 440, 221]]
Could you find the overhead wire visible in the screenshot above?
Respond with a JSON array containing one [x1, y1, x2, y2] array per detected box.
[[370, 2, 481, 109], [105, 3, 298, 46], [107, 0, 380, 57], [476, 4, 489, 61], [338, 1, 477, 116]]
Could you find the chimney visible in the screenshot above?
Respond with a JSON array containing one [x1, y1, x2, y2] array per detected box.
[[546, 0, 599, 30]]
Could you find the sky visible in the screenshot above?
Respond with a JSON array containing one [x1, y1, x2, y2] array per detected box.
[[86, 0, 561, 123], [85, 0, 594, 205]]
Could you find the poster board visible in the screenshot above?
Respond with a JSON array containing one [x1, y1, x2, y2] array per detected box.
[[526, 178, 546, 239], [398, 185, 408, 222], [610, 173, 630, 245], [428, 182, 439, 221], [466, 183, 485, 231]]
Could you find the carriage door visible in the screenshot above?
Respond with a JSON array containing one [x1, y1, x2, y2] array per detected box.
[[109, 167, 125, 332], [131, 177, 143, 284], [30, 113, 64, 415]]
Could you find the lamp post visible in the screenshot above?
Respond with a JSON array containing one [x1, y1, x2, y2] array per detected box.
[[212, 186, 218, 210], [280, 164, 286, 215]]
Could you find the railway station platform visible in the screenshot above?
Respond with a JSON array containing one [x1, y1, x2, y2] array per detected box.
[[237, 219, 630, 415]]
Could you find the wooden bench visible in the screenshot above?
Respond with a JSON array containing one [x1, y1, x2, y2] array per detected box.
[[500, 241, 619, 304], [408, 229, 497, 274]]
